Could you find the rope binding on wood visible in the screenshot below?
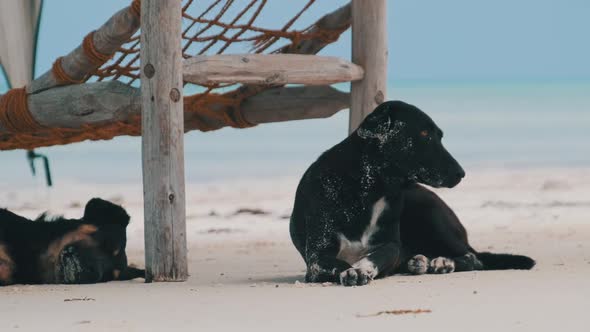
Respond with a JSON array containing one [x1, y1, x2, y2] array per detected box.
[[82, 31, 113, 66], [0, 88, 43, 133], [130, 0, 141, 18]]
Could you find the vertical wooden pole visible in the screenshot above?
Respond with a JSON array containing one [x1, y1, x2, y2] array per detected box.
[[140, 0, 188, 282], [349, 0, 388, 133]]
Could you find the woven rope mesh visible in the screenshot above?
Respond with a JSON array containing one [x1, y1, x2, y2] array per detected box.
[[0, 0, 350, 150], [93, 0, 323, 88]]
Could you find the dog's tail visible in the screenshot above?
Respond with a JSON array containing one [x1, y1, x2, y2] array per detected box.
[[475, 252, 536, 270]]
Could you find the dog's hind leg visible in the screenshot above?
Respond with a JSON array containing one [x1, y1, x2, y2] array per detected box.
[[405, 252, 483, 275], [405, 254, 455, 274], [428, 256, 456, 274], [429, 252, 484, 273], [453, 252, 484, 272]]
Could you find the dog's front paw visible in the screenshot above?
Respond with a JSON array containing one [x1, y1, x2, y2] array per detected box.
[[58, 245, 83, 284], [407, 254, 429, 275], [339, 266, 375, 286], [428, 257, 455, 274]]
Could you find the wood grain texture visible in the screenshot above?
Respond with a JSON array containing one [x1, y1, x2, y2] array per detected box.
[[349, 0, 387, 133], [242, 86, 349, 124], [183, 54, 363, 86], [0, 84, 349, 137], [141, 0, 188, 282], [27, 4, 140, 94], [29, 81, 141, 128], [0, 82, 137, 134]]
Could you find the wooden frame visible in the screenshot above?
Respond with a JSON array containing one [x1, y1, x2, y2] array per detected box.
[[349, 0, 387, 133], [0, 3, 353, 138], [184, 54, 363, 86], [140, 0, 188, 282], [0, 83, 349, 136]]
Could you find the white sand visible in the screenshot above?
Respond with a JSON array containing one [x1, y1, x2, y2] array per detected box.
[[1, 167, 589, 331]]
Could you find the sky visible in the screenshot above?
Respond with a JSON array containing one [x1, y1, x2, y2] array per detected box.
[[389, 0, 590, 81], [2, 0, 590, 88]]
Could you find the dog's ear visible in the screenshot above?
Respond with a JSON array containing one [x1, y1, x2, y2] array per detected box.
[[83, 198, 130, 227], [358, 108, 390, 134], [356, 101, 406, 145]]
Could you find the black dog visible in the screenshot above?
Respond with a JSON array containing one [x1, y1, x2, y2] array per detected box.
[[0, 198, 144, 285], [290, 101, 535, 286]]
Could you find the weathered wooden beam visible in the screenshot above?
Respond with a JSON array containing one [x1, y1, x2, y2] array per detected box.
[[0, 82, 348, 136], [242, 86, 348, 124], [27, 3, 140, 94], [141, 0, 188, 282], [27, 82, 141, 129], [275, 3, 351, 55], [183, 54, 363, 86], [349, 0, 387, 133], [0, 82, 140, 134]]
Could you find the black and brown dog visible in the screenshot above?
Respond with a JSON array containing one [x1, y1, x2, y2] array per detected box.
[[290, 101, 535, 286], [0, 198, 144, 286]]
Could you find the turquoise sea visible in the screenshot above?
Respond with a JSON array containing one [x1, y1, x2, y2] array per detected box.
[[1, 80, 589, 187]]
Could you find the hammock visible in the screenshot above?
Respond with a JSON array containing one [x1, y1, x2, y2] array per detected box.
[[0, 0, 350, 150]]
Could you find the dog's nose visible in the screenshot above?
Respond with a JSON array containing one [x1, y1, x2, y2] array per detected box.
[[445, 168, 465, 188], [456, 169, 465, 179]]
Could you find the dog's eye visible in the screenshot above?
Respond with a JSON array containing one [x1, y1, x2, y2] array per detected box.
[[420, 130, 429, 137]]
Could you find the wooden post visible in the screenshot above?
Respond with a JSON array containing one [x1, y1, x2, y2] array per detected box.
[[140, 0, 188, 282], [349, 0, 387, 133]]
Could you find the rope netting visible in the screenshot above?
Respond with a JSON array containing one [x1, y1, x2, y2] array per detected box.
[[95, 0, 326, 86], [0, 0, 350, 150]]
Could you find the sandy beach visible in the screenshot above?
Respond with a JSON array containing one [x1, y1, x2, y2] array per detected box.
[[1, 167, 589, 331]]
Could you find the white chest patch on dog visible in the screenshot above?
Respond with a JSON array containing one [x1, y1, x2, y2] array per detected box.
[[336, 197, 387, 265]]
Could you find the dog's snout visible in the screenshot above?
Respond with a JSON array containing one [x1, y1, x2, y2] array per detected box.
[[456, 168, 465, 179], [445, 165, 465, 188]]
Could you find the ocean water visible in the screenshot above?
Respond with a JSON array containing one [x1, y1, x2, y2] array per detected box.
[[1, 81, 589, 187]]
